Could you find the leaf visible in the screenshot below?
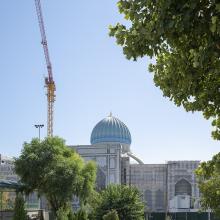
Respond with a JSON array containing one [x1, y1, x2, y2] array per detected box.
[[193, 61, 199, 67], [212, 16, 217, 24], [216, 3, 220, 12], [15, 137, 97, 214], [109, 0, 220, 140], [210, 23, 216, 33]]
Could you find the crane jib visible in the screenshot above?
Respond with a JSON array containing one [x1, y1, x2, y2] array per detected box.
[[34, 0, 56, 137]]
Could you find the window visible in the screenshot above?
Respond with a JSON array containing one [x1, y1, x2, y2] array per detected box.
[[110, 157, 115, 168], [96, 167, 106, 190], [96, 157, 107, 167], [155, 190, 164, 209], [144, 190, 152, 209], [110, 173, 115, 183], [175, 179, 192, 196]]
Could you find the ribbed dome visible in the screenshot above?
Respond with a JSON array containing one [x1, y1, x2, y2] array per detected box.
[[90, 114, 131, 145]]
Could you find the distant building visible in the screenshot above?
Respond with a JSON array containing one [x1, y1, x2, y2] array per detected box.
[[0, 154, 40, 209], [71, 114, 201, 213], [72, 144, 121, 189], [0, 155, 18, 181], [128, 161, 200, 212], [1, 114, 201, 213]]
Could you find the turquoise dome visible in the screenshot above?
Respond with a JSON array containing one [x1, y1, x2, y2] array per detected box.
[[90, 114, 132, 145]]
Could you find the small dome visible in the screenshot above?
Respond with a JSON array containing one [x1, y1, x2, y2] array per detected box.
[[90, 114, 131, 145]]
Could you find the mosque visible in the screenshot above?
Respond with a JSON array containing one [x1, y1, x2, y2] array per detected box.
[[0, 113, 201, 215], [71, 113, 201, 213]]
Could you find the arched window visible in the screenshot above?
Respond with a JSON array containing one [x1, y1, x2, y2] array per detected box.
[[96, 167, 106, 191], [144, 190, 152, 209], [155, 189, 164, 209], [175, 179, 192, 196]]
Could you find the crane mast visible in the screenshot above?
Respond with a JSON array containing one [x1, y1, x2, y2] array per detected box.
[[34, 0, 55, 137]]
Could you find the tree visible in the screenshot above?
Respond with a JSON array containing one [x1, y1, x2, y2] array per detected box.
[[196, 153, 220, 216], [13, 193, 27, 220], [103, 210, 119, 220], [14, 137, 96, 217], [56, 206, 69, 220], [93, 184, 144, 220], [109, 0, 220, 139], [73, 208, 88, 220]]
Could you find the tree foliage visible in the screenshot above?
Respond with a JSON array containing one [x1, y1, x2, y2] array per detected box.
[[73, 208, 88, 220], [13, 193, 27, 220], [14, 137, 96, 215], [93, 184, 144, 220], [196, 153, 220, 216], [57, 206, 69, 220], [103, 210, 119, 220], [110, 0, 220, 139]]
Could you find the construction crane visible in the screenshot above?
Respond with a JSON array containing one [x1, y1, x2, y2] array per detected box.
[[34, 0, 56, 137]]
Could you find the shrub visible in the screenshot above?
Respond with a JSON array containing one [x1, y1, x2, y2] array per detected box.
[[13, 193, 27, 220], [103, 210, 119, 220]]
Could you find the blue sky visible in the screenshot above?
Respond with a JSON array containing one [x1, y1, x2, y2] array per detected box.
[[0, 0, 219, 163]]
